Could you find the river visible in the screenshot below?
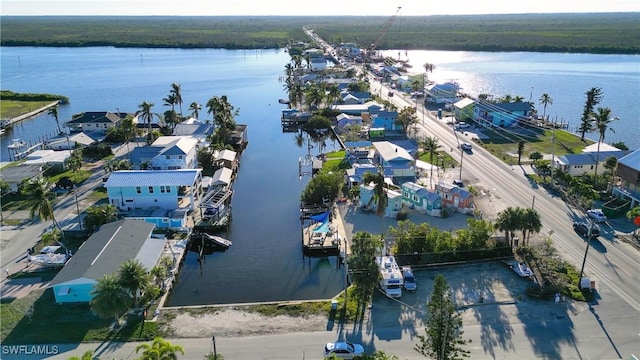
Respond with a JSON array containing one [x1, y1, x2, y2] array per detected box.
[[1, 46, 638, 305]]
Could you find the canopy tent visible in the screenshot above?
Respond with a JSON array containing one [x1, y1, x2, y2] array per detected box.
[[313, 218, 330, 234], [309, 211, 329, 223]]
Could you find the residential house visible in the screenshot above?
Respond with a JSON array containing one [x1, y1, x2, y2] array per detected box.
[[612, 149, 640, 208], [453, 98, 475, 122], [332, 101, 382, 116], [346, 163, 377, 189], [45, 132, 97, 150], [435, 182, 475, 214], [336, 113, 363, 128], [339, 91, 371, 105], [213, 149, 239, 172], [359, 184, 402, 218], [371, 141, 415, 182], [401, 182, 442, 217], [211, 167, 234, 189], [48, 220, 163, 304], [66, 111, 127, 133], [371, 110, 400, 131], [0, 164, 45, 192], [554, 150, 631, 177], [425, 82, 460, 104], [129, 136, 198, 170], [344, 141, 373, 166], [341, 93, 361, 105], [172, 119, 213, 142], [24, 150, 72, 170], [474, 101, 533, 128], [230, 124, 249, 151], [304, 48, 327, 71], [105, 169, 202, 211]]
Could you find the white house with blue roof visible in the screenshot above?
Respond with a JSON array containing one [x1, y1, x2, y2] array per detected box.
[[555, 150, 631, 176], [401, 182, 442, 217], [372, 141, 415, 181], [105, 169, 202, 212], [129, 136, 198, 170]]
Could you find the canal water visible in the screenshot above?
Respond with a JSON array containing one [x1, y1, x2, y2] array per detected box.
[[1, 46, 638, 305]]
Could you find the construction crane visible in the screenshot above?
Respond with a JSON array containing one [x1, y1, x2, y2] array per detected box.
[[370, 6, 402, 54]]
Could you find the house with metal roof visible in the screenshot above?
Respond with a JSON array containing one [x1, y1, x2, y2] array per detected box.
[[612, 149, 640, 208], [48, 220, 163, 304], [371, 110, 400, 131], [435, 182, 475, 214], [105, 169, 202, 211], [359, 184, 403, 218], [65, 111, 128, 133], [474, 101, 533, 127], [211, 167, 234, 188], [129, 136, 198, 170], [44, 132, 97, 150], [554, 150, 631, 177], [425, 82, 460, 104], [401, 182, 442, 217], [453, 97, 475, 122], [371, 141, 416, 185]]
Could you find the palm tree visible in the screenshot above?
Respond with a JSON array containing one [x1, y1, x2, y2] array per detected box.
[[188, 101, 202, 120], [47, 106, 62, 135], [136, 101, 159, 139], [170, 82, 183, 114], [326, 83, 341, 108], [495, 207, 522, 246], [579, 87, 603, 140], [21, 177, 68, 248], [362, 170, 387, 217], [517, 141, 525, 165], [421, 136, 439, 188], [67, 350, 95, 360], [304, 84, 324, 110], [521, 208, 542, 245], [117, 259, 150, 308], [206, 95, 238, 145], [592, 107, 618, 186], [136, 337, 184, 360], [162, 93, 176, 113], [120, 116, 137, 154], [90, 274, 131, 323], [539, 93, 553, 120], [423, 62, 435, 83]]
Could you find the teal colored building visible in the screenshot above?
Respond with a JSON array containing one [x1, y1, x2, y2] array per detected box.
[[48, 220, 165, 304], [401, 182, 442, 217]]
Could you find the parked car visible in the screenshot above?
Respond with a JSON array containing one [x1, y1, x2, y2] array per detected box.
[[402, 266, 417, 292], [573, 221, 600, 238], [460, 143, 473, 152], [323, 341, 364, 359], [454, 122, 470, 129], [453, 179, 464, 187], [587, 209, 607, 223]]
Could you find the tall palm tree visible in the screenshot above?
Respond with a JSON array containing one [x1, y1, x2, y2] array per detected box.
[[117, 259, 150, 308], [170, 82, 183, 115], [304, 84, 324, 110], [326, 83, 341, 108], [592, 107, 618, 185], [521, 208, 542, 245], [136, 337, 185, 360], [495, 207, 522, 247], [90, 274, 131, 323], [162, 93, 176, 112], [21, 177, 68, 248], [362, 170, 387, 217], [47, 106, 62, 135], [120, 116, 137, 154], [421, 136, 439, 188], [188, 101, 202, 120], [136, 101, 158, 139], [579, 87, 603, 140], [423, 62, 435, 83], [539, 93, 553, 120], [517, 141, 525, 165]]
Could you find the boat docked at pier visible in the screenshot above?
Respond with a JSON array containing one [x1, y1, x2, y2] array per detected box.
[[7, 138, 27, 149]]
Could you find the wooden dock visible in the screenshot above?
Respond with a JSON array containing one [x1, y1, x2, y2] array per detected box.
[[301, 221, 340, 256]]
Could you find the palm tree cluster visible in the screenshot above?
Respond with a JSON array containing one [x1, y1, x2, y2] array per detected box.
[[21, 177, 68, 248], [495, 207, 542, 247], [206, 95, 238, 145], [90, 259, 162, 323]]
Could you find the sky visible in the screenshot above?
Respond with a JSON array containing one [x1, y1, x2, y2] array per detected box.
[[2, 0, 639, 16]]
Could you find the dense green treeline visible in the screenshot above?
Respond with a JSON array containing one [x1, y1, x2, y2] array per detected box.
[[1, 13, 639, 54], [0, 90, 69, 103]]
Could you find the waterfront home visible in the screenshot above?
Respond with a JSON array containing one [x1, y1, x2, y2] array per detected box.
[[211, 167, 234, 189], [0, 164, 45, 192], [435, 182, 475, 214], [474, 101, 533, 128], [359, 184, 403, 218], [44, 132, 97, 150], [345, 163, 378, 189], [612, 149, 640, 208], [48, 220, 163, 304], [453, 98, 475, 122], [65, 111, 127, 133], [105, 169, 202, 211], [213, 149, 238, 172], [425, 82, 460, 104], [172, 118, 213, 141], [372, 141, 415, 179], [339, 90, 371, 105], [129, 136, 198, 170], [332, 101, 383, 116], [371, 110, 401, 131], [401, 182, 442, 217], [554, 150, 631, 177], [24, 150, 72, 170], [336, 113, 363, 128], [230, 124, 249, 151]]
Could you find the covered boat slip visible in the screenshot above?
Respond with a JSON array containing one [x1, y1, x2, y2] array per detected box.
[[302, 211, 340, 256]]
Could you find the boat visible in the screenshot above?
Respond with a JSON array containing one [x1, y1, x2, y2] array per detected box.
[[28, 251, 71, 267], [198, 232, 232, 248], [278, 98, 290, 105], [506, 260, 534, 278], [7, 138, 27, 149]]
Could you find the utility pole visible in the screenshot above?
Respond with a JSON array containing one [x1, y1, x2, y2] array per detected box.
[[578, 219, 594, 288]]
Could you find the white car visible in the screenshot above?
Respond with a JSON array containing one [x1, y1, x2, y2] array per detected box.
[[460, 143, 472, 151], [323, 341, 365, 359], [454, 122, 470, 129], [587, 209, 607, 222]]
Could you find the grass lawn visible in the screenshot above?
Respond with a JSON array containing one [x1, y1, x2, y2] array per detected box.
[[478, 126, 593, 164], [0, 100, 52, 119], [1, 288, 157, 344], [418, 150, 458, 168]]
